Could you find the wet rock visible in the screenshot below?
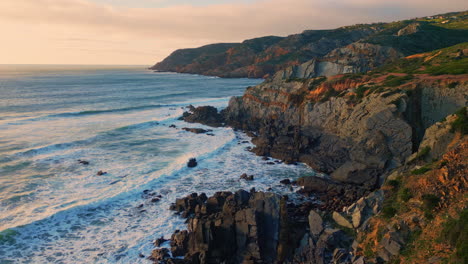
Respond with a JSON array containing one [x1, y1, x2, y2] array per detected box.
[[187, 158, 197, 168], [149, 248, 170, 261], [262, 156, 270, 160], [169, 124, 177, 128], [170, 230, 189, 257], [154, 237, 168, 247], [97, 170, 107, 176], [78, 159, 89, 165], [266, 162, 275, 165], [280, 179, 291, 185], [170, 192, 208, 217], [181, 106, 224, 127], [240, 173, 254, 181], [182, 127, 212, 134]]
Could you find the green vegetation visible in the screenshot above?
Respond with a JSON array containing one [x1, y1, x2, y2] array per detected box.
[[398, 188, 413, 202], [374, 42, 468, 75], [411, 166, 432, 175], [383, 74, 414, 87], [319, 89, 341, 102], [440, 209, 468, 263], [365, 21, 468, 56], [422, 194, 441, 219], [288, 90, 308, 106], [448, 81, 459, 88], [308, 76, 327, 89], [382, 206, 397, 219], [414, 146, 432, 161], [423, 58, 468, 75], [451, 107, 468, 135]]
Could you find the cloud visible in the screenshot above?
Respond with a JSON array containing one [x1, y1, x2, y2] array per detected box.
[[0, 0, 466, 64]]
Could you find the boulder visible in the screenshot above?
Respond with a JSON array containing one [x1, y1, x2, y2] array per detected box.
[[187, 158, 198, 168], [149, 248, 170, 261], [240, 173, 254, 181], [181, 106, 224, 127], [308, 210, 323, 237], [332, 212, 353, 229], [154, 237, 167, 247], [280, 179, 291, 185]]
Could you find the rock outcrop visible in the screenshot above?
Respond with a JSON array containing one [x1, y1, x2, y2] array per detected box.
[[224, 45, 468, 187], [224, 77, 415, 187], [155, 190, 367, 264], [274, 43, 402, 80], [181, 106, 224, 127]]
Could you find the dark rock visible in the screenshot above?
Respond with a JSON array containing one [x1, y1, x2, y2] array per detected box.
[[239, 173, 254, 181], [138, 253, 145, 258], [78, 160, 89, 165], [262, 156, 270, 160], [169, 124, 177, 128], [187, 158, 197, 168], [151, 198, 161, 203], [182, 127, 212, 134], [280, 179, 291, 185], [149, 248, 170, 261], [296, 176, 369, 211], [266, 162, 275, 165], [181, 106, 224, 127], [97, 170, 107, 176], [154, 237, 168, 247], [170, 230, 189, 257], [170, 192, 208, 217]]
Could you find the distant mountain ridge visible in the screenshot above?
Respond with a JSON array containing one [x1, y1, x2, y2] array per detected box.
[[150, 11, 468, 78]]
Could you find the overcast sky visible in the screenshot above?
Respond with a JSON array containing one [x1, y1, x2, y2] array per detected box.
[[0, 0, 466, 65]]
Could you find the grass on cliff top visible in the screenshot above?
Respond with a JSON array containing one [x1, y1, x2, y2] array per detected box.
[[372, 42, 468, 75], [364, 19, 468, 55]]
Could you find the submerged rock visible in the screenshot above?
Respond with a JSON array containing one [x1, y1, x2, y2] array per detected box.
[[239, 173, 254, 181], [78, 159, 89, 165], [97, 170, 107, 176], [182, 127, 212, 134]]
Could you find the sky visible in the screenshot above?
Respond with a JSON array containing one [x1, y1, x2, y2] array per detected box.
[[0, 0, 466, 65]]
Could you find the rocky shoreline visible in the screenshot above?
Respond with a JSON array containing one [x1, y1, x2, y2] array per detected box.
[[148, 37, 467, 263]]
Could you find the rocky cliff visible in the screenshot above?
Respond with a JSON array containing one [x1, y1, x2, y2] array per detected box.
[[151, 11, 468, 78], [223, 43, 468, 188], [148, 13, 468, 264]]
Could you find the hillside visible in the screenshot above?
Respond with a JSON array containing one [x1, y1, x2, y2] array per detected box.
[[150, 11, 468, 78], [151, 39, 467, 263]]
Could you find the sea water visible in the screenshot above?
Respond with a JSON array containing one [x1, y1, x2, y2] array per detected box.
[[0, 65, 319, 263]]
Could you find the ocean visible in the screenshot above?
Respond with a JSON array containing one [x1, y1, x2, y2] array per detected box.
[[0, 65, 318, 263]]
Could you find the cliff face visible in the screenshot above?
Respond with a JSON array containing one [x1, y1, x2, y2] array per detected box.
[[274, 43, 403, 80], [150, 11, 468, 78], [224, 44, 468, 187]]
